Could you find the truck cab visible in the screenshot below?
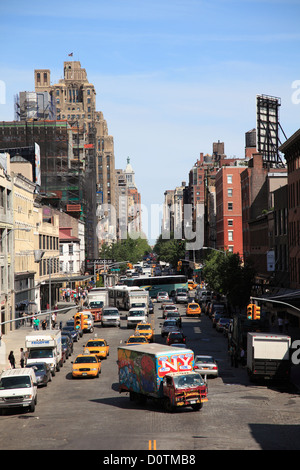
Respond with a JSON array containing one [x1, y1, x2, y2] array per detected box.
[[162, 371, 208, 411]]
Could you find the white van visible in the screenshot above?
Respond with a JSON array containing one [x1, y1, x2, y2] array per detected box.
[[0, 368, 38, 413]]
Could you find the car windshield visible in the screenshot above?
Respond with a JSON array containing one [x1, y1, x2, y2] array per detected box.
[[129, 311, 144, 316], [164, 321, 177, 326], [103, 310, 118, 316], [195, 356, 214, 364], [173, 373, 204, 388], [26, 364, 45, 371], [189, 304, 198, 309], [219, 318, 229, 324], [0, 376, 32, 389], [137, 325, 151, 330], [165, 305, 176, 310], [86, 341, 105, 347], [90, 301, 104, 308], [74, 356, 97, 364], [128, 337, 147, 343], [28, 349, 53, 359]]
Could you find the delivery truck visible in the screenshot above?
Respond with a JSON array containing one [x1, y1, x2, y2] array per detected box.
[[25, 329, 63, 376], [86, 287, 109, 322], [127, 289, 149, 313], [118, 343, 208, 411], [247, 332, 291, 382]]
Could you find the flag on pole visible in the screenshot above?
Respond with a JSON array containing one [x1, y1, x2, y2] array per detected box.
[[68, 52, 73, 57]]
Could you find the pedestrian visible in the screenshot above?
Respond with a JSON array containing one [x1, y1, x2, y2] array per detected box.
[[229, 344, 234, 366], [33, 316, 40, 331], [20, 348, 25, 368], [8, 351, 15, 369], [42, 318, 47, 330], [240, 348, 246, 367], [234, 347, 239, 368]]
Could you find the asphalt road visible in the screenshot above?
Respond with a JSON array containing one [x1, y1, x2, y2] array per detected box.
[[1, 298, 300, 452]]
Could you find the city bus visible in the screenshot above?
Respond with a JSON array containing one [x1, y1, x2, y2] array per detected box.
[[107, 286, 140, 310], [123, 275, 188, 298]]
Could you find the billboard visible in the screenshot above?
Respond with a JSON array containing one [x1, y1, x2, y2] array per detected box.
[[256, 94, 280, 163]]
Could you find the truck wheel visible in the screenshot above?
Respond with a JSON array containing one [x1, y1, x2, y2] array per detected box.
[[191, 403, 202, 411], [164, 398, 174, 412]]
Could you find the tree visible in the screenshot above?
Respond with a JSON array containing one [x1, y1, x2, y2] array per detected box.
[[202, 251, 256, 311], [154, 234, 186, 269], [99, 236, 151, 266]]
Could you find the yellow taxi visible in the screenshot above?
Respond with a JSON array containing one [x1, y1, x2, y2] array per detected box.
[[188, 280, 198, 291], [134, 322, 154, 342], [72, 352, 101, 378], [84, 338, 109, 359], [125, 335, 149, 346], [186, 302, 201, 316]]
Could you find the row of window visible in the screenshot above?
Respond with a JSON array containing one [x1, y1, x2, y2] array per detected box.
[[39, 234, 59, 251]]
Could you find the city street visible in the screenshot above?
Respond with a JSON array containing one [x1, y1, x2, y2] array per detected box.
[[0, 300, 300, 451]]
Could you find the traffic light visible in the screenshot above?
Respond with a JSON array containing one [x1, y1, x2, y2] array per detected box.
[[177, 261, 182, 272], [247, 303, 254, 320], [96, 273, 100, 281], [74, 313, 83, 330], [253, 305, 261, 320]]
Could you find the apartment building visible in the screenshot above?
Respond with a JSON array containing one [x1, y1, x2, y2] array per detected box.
[[215, 165, 244, 255], [0, 153, 14, 334]]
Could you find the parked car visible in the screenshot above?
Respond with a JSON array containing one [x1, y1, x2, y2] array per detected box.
[[216, 317, 230, 332], [62, 325, 79, 342], [157, 291, 169, 302], [166, 331, 186, 346], [61, 332, 74, 353], [61, 334, 73, 358], [194, 355, 218, 378], [212, 312, 223, 328], [25, 362, 52, 387], [66, 319, 83, 337]]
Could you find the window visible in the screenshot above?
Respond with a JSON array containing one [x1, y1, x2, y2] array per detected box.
[[228, 230, 233, 241], [228, 188, 233, 197], [69, 261, 74, 272], [228, 202, 233, 210], [228, 219, 233, 226], [59, 245, 63, 255], [69, 244, 73, 255], [227, 175, 232, 184]]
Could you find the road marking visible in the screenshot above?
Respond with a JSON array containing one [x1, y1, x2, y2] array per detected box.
[[148, 439, 156, 450]]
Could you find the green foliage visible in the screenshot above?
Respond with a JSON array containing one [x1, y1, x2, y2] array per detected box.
[[99, 236, 151, 266], [203, 251, 256, 309], [154, 234, 186, 268]]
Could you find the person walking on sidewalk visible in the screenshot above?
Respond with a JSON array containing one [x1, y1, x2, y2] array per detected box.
[[8, 351, 15, 369], [20, 348, 25, 368]]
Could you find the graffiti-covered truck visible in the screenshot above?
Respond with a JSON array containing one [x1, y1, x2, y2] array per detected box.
[[117, 343, 207, 411]]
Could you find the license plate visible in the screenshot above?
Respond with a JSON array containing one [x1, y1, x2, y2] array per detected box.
[[190, 400, 196, 404], [82, 373, 87, 376]]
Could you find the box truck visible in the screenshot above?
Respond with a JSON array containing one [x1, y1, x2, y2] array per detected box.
[[247, 332, 291, 382], [25, 330, 63, 376], [118, 343, 208, 411]]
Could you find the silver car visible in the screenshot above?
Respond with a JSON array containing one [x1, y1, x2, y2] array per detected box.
[[194, 355, 219, 378], [160, 319, 181, 337]]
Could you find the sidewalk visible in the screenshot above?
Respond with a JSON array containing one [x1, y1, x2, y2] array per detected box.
[[0, 302, 77, 371]]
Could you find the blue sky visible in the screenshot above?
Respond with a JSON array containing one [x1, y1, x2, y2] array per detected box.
[[1, 0, 300, 242]]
